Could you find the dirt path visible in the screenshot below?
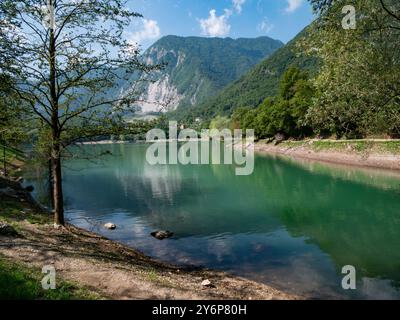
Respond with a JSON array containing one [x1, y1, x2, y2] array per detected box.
[[0, 181, 298, 300]]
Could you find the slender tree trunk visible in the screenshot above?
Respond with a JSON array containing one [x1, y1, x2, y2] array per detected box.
[[52, 139, 64, 226], [48, 7, 64, 226], [3, 144, 6, 176], [48, 158, 54, 209]]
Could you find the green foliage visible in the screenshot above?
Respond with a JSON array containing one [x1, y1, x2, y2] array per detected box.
[[232, 107, 252, 129], [210, 116, 231, 131], [280, 139, 400, 155], [0, 197, 49, 225], [309, 0, 335, 13], [279, 67, 309, 100], [0, 75, 28, 147], [232, 67, 315, 139], [304, 0, 400, 139]]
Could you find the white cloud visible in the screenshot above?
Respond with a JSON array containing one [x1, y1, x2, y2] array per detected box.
[[199, 9, 232, 37], [232, 0, 246, 14], [198, 1, 246, 37], [285, 0, 303, 13], [128, 19, 161, 44], [258, 18, 274, 34]]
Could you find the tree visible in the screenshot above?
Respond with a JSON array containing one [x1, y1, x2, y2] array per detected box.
[[0, 0, 158, 226], [0, 78, 20, 175], [279, 67, 309, 100], [231, 67, 314, 140], [232, 107, 252, 129], [304, 0, 400, 138], [0, 75, 29, 170], [311, 0, 400, 24], [379, 0, 400, 24], [210, 115, 231, 131], [257, 67, 314, 139], [309, 0, 334, 13]]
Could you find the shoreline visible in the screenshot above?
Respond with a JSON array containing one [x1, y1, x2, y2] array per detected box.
[[4, 139, 399, 299], [254, 140, 400, 172], [77, 140, 130, 145], [79, 139, 400, 173], [0, 176, 299, 300]]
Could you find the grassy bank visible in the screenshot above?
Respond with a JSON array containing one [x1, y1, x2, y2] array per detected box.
[[0, 257, 100, 300], [277, 139, 400, 155], [255, 139, 400, 171], [0, 144, 26, 176], [0, 196, 49, 226]]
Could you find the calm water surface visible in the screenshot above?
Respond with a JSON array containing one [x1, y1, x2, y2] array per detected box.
[[30, 143, 400, 299]]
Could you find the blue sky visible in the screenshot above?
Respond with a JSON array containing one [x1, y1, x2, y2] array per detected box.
[[126, 0, 315, 49]]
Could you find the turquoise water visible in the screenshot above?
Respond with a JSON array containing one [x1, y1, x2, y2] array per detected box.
[[31, 143, 400, 299]]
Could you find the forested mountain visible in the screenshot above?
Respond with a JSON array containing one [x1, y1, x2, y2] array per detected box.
[[122, 35, 283, 113], [179, 27, 319, 121], [184, 0, 400, 140]]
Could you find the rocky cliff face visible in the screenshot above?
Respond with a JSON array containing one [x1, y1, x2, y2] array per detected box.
[[121, 35, 284, 114]]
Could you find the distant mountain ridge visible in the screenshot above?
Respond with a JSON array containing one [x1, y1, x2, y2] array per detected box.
[[122, 35, 284, 113]]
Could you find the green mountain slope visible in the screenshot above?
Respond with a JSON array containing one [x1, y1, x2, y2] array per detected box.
[[126, 35, 283, 113], [181, 27, 319, 120]]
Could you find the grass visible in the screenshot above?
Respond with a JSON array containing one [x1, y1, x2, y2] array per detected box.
[[0, 145, 26, 176], [1, 145, 25, 161], [146, 269, 160, 282], [0, 196, 50, 225], [279, 139, 400, 155], [0, 257, 100, 300]]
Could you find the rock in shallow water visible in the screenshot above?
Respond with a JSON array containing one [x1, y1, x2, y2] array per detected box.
[[104, 223, 117, 230], [151, 231, 174, 240], [25, 185, 34, 193]]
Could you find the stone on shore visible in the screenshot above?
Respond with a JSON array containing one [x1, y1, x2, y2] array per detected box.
[[16, 177, 24, 183], [201, 279, 214, 288], [0, 222, 19, 237]]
